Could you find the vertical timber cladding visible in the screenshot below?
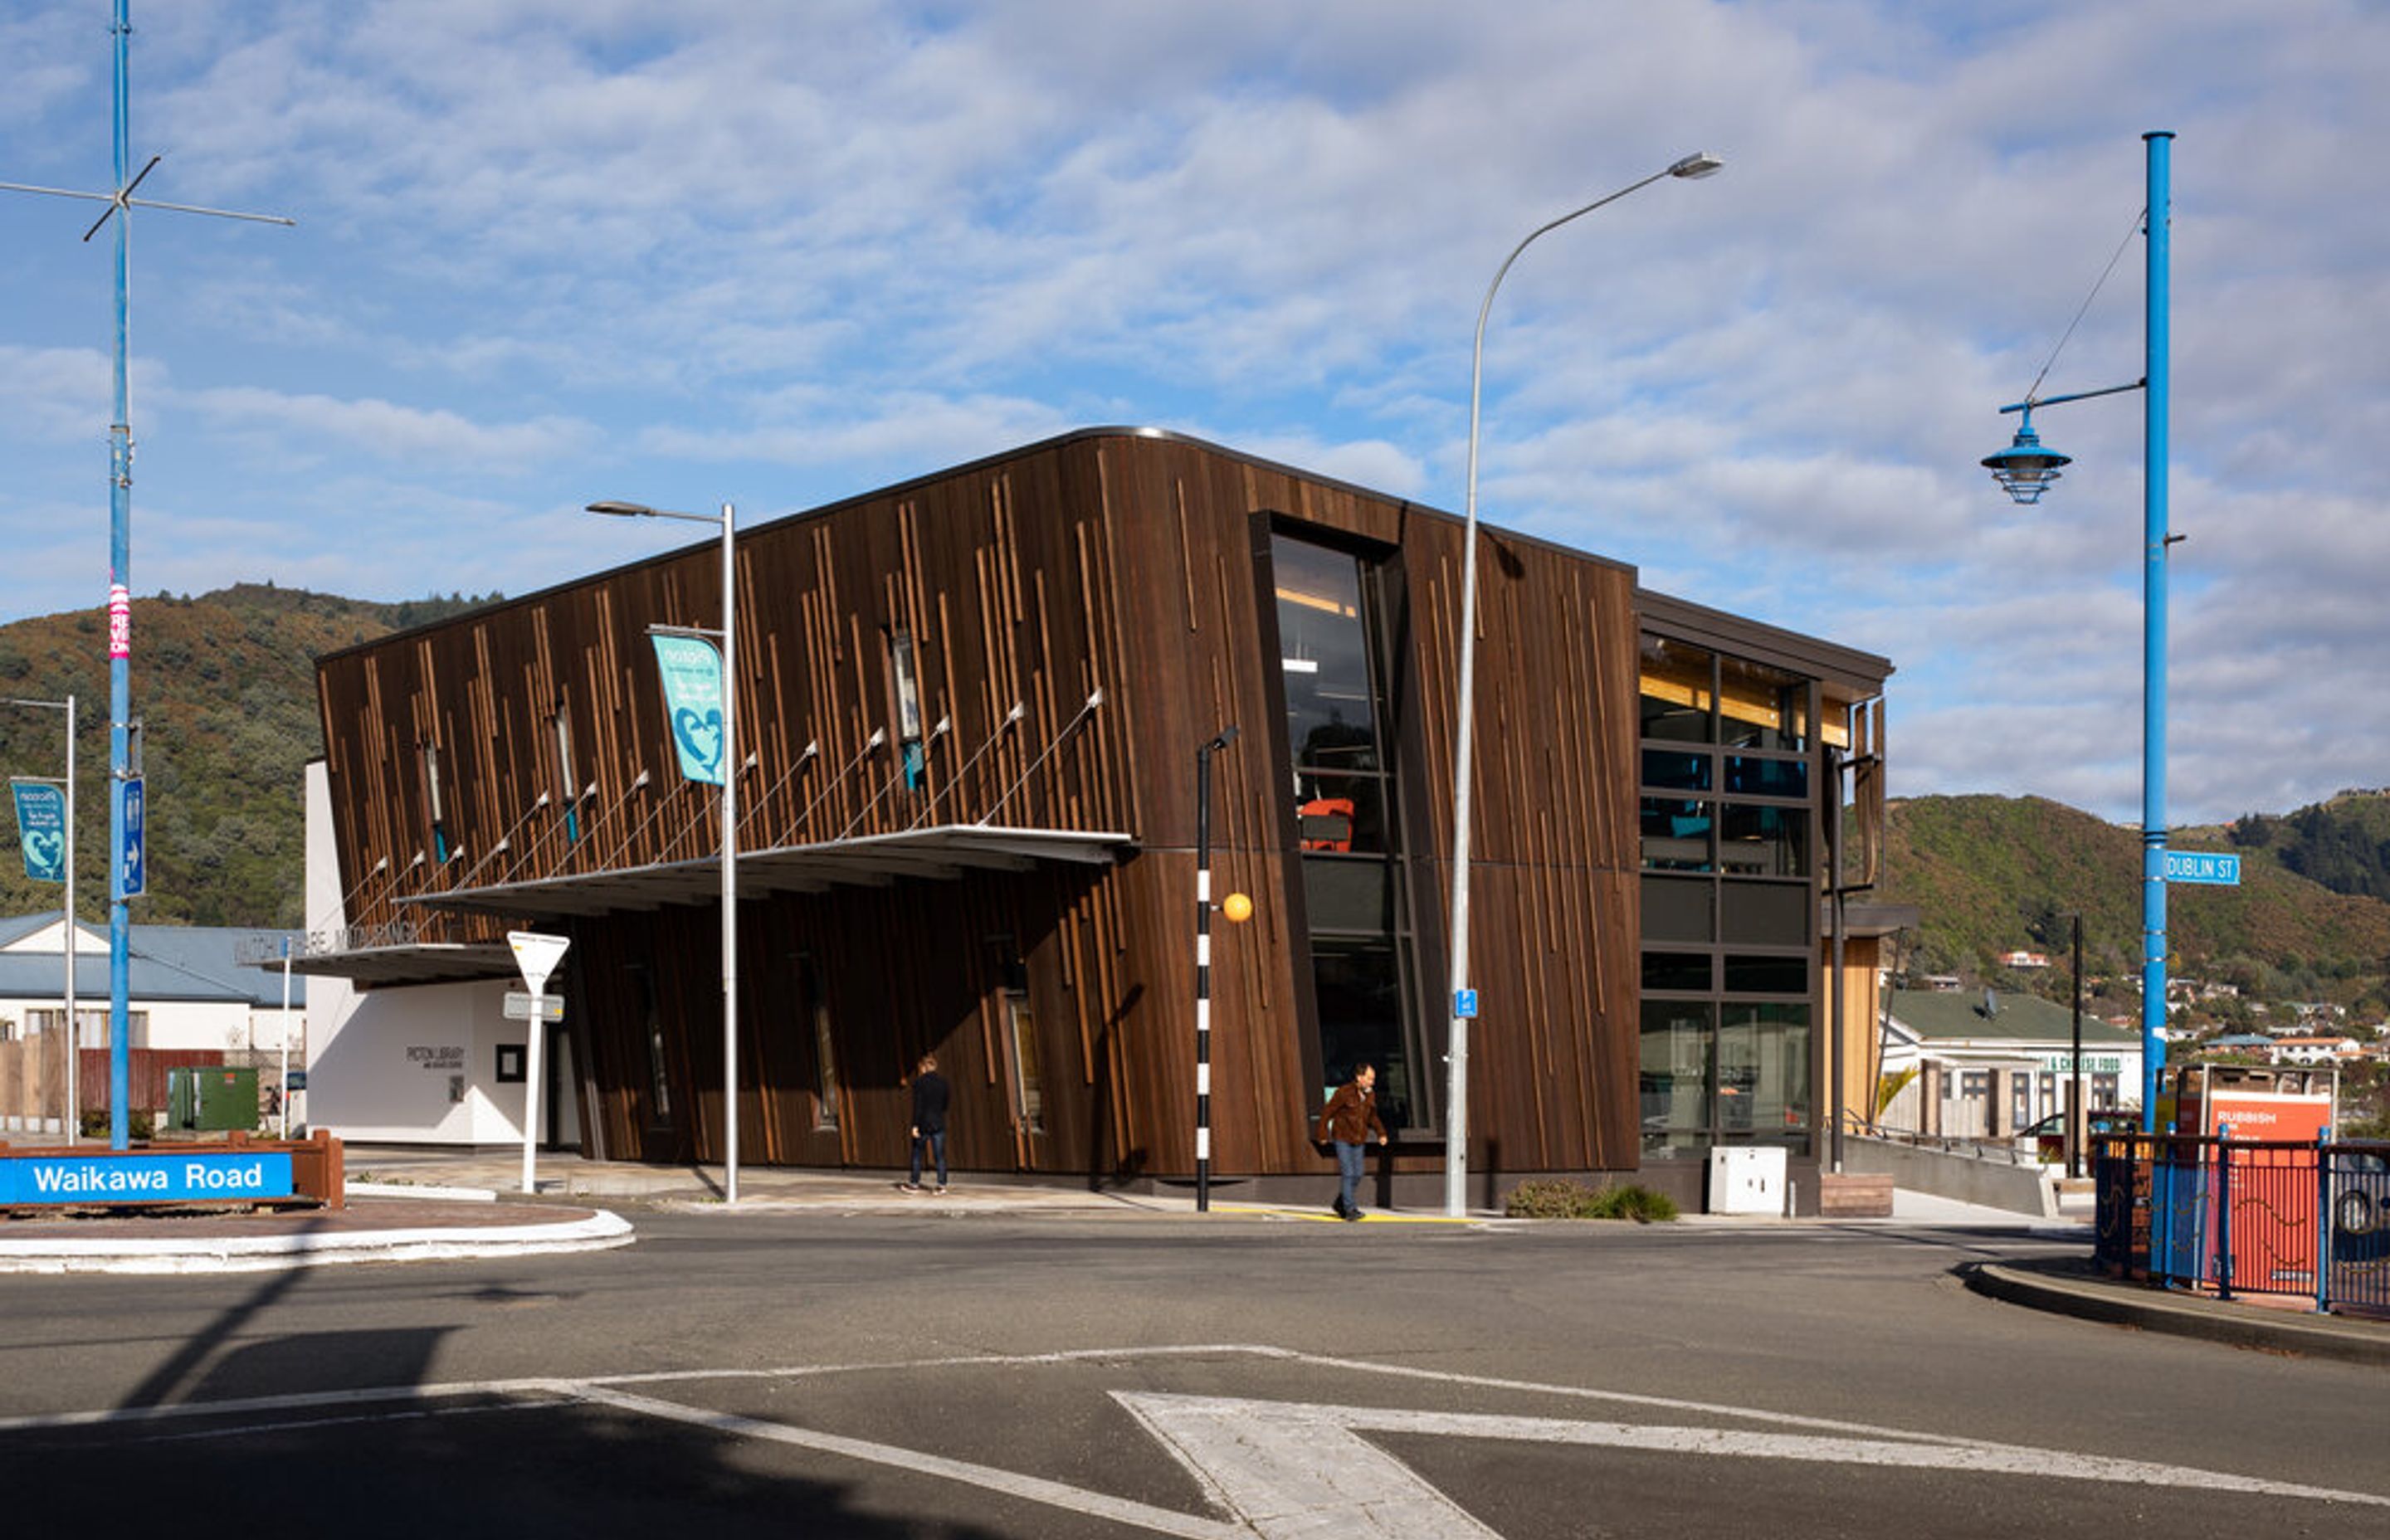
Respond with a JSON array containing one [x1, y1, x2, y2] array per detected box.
[[1089, 433, 1642, 1179], [310, 429, 1644, 1178]]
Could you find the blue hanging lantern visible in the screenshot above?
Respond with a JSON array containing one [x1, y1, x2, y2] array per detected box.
[[1982, 407, 2071, 504]]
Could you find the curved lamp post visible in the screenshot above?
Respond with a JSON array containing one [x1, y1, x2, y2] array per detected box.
[[1446, 151, 1722, 1218], [588, 498, 741, 1202], [1981, 131, 2172, 1131]]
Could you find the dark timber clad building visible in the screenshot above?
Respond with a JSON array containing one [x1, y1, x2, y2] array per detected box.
[[303, 428, 1890, 1209]]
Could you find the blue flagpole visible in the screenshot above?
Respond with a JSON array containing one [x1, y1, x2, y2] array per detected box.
[[106, 0, 135, 1150], [2139, 131, 2173, 1127]]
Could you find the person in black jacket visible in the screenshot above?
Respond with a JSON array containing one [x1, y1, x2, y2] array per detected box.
[[902, 1052, 951, 1194]]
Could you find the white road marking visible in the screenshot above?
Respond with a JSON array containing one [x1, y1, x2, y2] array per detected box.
[[571, 1382, 1243, 1539], [1116, 1391, 2390, 1534], [3, 1342, 2383, 1538]]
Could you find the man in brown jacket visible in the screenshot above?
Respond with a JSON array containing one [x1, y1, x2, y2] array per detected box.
[[1316, 1063, 1389, 1220]]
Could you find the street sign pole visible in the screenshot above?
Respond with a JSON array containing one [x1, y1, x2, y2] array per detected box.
[[508, 931, 569, 1196]]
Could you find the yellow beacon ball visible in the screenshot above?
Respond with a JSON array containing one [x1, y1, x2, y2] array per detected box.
[[1222, 892, 1254, 924]]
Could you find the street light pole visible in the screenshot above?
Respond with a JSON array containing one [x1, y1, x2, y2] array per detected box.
[[1444, 151, 1722, 1218], [588, 500, 741, 1203], [1982, 131, 2173, 1133]]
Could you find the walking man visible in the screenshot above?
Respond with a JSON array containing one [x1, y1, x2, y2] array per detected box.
[[904, 1052, 951, 1194], [1315, 1062, 1389, 1220]]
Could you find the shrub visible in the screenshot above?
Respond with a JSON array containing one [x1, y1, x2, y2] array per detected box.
[[79, 1108, 158, 1140], [1503, 1178, 1679, 1222]]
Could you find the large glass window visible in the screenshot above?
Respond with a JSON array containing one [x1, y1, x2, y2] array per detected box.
[[1638, 632, 1823, 1159], [1274, 533, 1422, 1134], [1641, 1000, 1714, 1159]]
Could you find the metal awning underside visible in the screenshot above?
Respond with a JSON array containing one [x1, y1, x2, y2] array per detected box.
[[282, 942, 516, 985], [393, 824, 1135, 920]]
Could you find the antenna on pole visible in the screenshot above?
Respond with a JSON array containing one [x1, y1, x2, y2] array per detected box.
[[2, 1, 293, 1149]]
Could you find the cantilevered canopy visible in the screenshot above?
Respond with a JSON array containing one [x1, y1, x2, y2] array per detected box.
[[393, 824, 1134, 920], [280, 938, 516, 985]]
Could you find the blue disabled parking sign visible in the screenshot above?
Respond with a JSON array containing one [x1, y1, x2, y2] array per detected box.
[[1456, 989, 1479, 1019]]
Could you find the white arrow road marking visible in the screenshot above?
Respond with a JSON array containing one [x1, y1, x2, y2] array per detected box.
[[572, 1383, 1246, 1539], [1119, 1391, 1501, 1538], [7, 1346, 2384, 1536], [1114, 1392, 2390, 1536]]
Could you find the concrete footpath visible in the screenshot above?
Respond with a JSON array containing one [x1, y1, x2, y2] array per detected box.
[[0, 1146, 2382, 1367]]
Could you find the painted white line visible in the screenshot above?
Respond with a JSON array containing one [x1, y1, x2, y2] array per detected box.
[[573, 1383, 1243, 1539], [1118, 1392, 2390, 1523], [5, 1341, 2383, 1528]]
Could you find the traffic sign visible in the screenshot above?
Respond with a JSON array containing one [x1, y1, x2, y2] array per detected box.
[[1455, 989, 1479, 1020], [503, 991, 565, 1022], [120, 775, 145, 898], [507, 930, 569, 994], [2164, 850, 2241, 886]]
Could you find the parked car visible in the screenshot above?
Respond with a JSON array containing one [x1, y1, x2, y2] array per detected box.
[[2330, 1149, 2389, 1265], [2020, 1108, 2141, 1161]]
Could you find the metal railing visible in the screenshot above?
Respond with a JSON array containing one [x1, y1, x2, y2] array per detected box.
[[2093, 1133, 2390, 1318]]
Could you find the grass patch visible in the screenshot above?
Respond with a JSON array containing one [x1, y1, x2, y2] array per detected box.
[[1503, 1178, 1680, 1222]]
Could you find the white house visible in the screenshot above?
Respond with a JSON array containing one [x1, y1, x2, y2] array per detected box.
[[1877, 988, 2143, 1138]]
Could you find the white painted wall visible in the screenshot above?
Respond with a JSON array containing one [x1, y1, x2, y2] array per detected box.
[[303, 760, 573, 1147]]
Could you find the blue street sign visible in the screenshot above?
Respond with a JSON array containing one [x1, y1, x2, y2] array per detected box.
[[2163, 850, 2241, 886], [10, 779, 66, 884], [1456, 989, 1479, 1020], [0, 1151, 293, 1206], [120, 775, 146, 898]]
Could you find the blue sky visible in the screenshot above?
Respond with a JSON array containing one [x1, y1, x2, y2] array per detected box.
[[4, 0, 2387, 827]]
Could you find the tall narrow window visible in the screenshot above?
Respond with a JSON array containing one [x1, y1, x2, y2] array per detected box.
[[1272, 532, 1422, 1132], [1004, 989, 1044, 1135], [890, 630, 926, 791], [798, 953, 839, 1131], [627, 963, 672, 1126], [550, 697, 580, 844], [419, 742, 451, 864]]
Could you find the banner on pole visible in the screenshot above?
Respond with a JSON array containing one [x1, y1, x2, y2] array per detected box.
[[650, 634, 726, 786], [10, 780, 66, 884]]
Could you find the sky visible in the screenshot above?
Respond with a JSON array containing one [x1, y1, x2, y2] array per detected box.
[[3, 0, 2386, 828]]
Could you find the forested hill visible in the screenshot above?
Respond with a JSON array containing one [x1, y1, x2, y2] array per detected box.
[[0, 585, 497, 928], [1877, 792, 2390, 1016]]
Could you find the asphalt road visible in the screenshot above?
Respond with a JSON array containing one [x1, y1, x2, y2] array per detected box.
[[2, 1210, 2383, 1538]]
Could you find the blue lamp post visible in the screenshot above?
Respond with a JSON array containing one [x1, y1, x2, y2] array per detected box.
[[1983, 130, 2173, 1131]]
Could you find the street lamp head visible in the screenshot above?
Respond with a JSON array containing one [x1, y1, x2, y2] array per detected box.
[[584, 500, 657, 519], [1668, 152, 1724, 180], [1982, 411, 2072, 504]]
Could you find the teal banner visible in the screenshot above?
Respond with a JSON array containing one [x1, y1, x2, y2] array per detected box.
[[10, 779, 66, 884], [650, 634, 726, 786]]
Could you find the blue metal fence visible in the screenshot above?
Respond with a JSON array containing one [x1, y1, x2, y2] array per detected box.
[[2094, 1133, 2390, 1317]]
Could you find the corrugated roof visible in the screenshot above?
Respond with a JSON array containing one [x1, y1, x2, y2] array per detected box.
[[1888, 988, 2138, 1045], [0, 914, 305, 1007]]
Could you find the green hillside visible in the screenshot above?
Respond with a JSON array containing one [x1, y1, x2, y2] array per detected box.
[[0, 585, 496, 928], [1877, 793, 2390, 1020]]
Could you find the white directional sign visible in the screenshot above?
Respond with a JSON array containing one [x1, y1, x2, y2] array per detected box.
[[502, 991, 564, 1022], [507, 930, 569, 994]]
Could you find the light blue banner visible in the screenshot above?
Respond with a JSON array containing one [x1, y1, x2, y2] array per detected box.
[[10, 780, 65, 884], [0, 1152, 294, 1205], [650, 634, 726, 786]]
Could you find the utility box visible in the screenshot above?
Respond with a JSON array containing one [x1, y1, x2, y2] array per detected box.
[[168, 1066, 260, 1133], [1708, 1145, 1788, 1216]]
